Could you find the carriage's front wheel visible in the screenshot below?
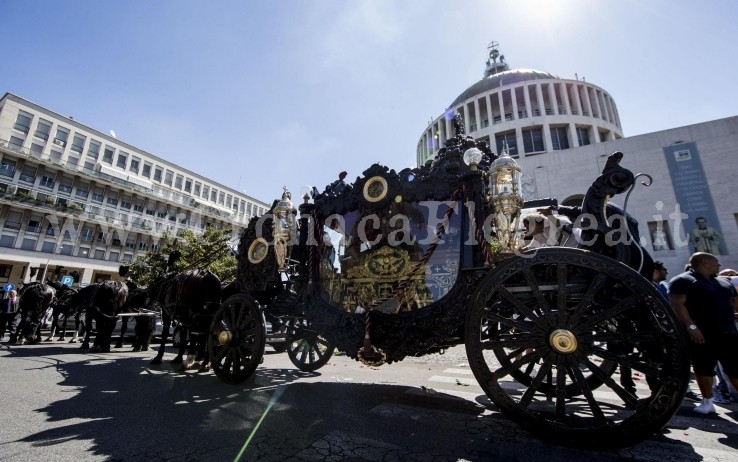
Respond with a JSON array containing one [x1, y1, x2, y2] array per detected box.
[[465, 248, 690, 448], [208, 294, 266, 384], [286, 317, 335, 372]]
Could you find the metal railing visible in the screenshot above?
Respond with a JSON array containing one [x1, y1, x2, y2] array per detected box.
[[0, 138, 253, 227]]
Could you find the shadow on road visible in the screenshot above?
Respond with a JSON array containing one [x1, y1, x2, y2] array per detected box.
[[0, 343, 720, 461]]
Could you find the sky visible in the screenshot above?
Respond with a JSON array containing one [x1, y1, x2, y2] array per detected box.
[[1, 0, 736, 205]]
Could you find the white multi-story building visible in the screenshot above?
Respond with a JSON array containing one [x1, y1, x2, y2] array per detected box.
[[418, 43, 738, 272], [0, 92, 269, 286]]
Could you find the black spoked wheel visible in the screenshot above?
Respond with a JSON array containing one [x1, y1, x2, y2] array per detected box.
[[465, 248, 690, 448], [208, 294, 266, 384], [485, 313, 618, 398], [286, 317, 335, 372]]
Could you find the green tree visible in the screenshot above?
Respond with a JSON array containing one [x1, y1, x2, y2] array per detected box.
[[127, 227, 237, 286]]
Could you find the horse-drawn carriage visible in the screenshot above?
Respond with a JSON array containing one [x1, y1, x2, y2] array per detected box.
[[202, 117, 691, 447], [14, 115, 689, 447]]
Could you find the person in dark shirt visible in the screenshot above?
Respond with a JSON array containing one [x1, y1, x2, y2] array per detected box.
[[669, 252, 738, 414], [0, 289, 19, 341]]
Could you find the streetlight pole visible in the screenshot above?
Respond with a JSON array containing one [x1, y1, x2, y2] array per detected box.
[[40, 254, 53, 282]]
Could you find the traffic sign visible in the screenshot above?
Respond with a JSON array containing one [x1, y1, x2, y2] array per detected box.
[[60, 275, 74, 287], [3, 283, 15, 291]]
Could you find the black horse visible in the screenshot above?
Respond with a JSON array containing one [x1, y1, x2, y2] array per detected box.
[[148, 269, 222, 370], [44, 281, 81, 342], [78, 281, 129, 353], [115, 281, 157, 352], [14, 282, 56, 345]]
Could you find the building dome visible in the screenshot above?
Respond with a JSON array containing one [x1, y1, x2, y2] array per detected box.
[[417, 42, 623, 168], [449, 69, 560, 108]]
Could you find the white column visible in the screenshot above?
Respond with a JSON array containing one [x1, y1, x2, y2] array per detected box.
[[548, 83, 559, 115], [571, 84, 583, 115], [535, 84, 545, 116], [611, 98, 622, 128], [582, 86, 594, 117], [473, 99, 481, 131], [497, 91, 505, 122], [567, 122, 578, 148], [485, 93, 493, 127], [463, 104, 470, 133], [605, 95, 615, 124], [592, 89, 604, 120], [543, 122, 553, 152], [523, 85, 532, 120], [515, 128, 524, 157], [511, 88, 519, 119], [559, 83, 572, 115]]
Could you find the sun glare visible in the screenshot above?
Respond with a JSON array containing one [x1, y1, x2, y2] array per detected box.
[[520, 0, 574, 23]]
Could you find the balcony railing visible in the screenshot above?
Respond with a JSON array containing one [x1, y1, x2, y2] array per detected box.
[[0, 138, 253, 228]]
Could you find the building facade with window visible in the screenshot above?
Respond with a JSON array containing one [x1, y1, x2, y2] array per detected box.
[[417, 44, 738, 272], [0, 92, 269, 286]]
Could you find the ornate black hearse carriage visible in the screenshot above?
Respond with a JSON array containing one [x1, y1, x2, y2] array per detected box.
[[207, 118, 690, 448]]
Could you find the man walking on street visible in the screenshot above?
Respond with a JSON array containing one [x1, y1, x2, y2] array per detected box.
[[0, 289, 19, 341], [669, 252, 738, 414]]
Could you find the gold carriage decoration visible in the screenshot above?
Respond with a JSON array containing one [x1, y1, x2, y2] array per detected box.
[[335, 246, 435, 314]]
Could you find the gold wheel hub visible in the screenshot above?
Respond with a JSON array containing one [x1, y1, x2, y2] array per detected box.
[[549, 329, 578, 354], [218, 330, 232, 346]]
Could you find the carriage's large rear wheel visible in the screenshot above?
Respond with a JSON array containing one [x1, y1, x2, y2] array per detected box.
[[286, 317, 335, 372], [208, 294, 266, 384], [465, 248, 690, 448]]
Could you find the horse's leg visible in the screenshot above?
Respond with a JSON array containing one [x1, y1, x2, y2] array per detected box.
[[116, 316, 128, 348], [70, 313, 81, 343], [142, 317, 154, 351], [131, 316, 141, 352], [45, 309, 58, 341], [173, 326, 187, 365], [97, 317, 115, 353], [150, 313, 171, 365], [81, 313, 92, 349], [181, 329, 197, 370], [14, 316, 26, 345], [196, 333, 211, 373], [58, 314, 67, 341], [30, 319, 42, 344]]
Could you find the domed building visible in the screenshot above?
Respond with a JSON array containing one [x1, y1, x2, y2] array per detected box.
[[417, 42, 738, 272], [417, 42, 623, 167]]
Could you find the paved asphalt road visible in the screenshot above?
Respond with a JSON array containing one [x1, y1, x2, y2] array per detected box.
[[0, 337, 737, 462]]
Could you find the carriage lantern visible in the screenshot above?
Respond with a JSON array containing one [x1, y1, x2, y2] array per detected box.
[[462, 146, 483, 171], [272, 186, 297, 271], [486, 149, 524, 252]]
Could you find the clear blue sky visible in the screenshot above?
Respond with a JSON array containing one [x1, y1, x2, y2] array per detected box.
[[1, 0, 735, 204]]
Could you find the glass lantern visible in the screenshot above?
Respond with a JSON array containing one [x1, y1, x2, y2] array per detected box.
[[272, 186, 297, 271], [487, 150, 524, 253]]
